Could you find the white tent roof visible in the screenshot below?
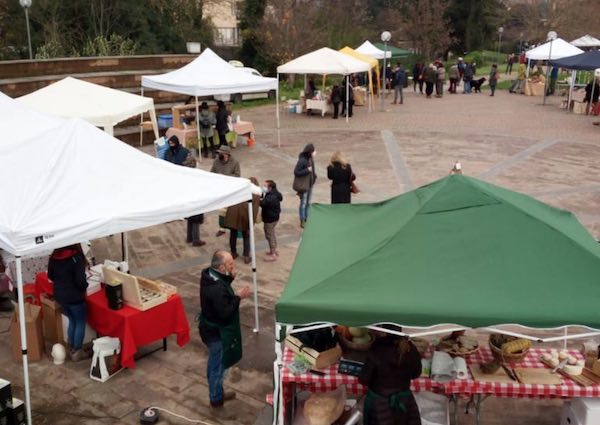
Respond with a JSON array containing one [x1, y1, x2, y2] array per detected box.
[[0, 91, 253, 257], [277, 47, 371, 75], [142, 48, 277, 96], [17, 77, 158, 137], [526, 38, 584, 60], [571, 35, 600, 48], [355, 40, 391, 60]]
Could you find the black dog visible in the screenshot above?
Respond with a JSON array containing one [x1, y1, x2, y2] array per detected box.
[[471, 77, 487, 93]]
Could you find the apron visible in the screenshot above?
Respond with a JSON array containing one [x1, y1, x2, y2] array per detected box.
[[363, 389, 413, 425], [199, 272, 243, 369]]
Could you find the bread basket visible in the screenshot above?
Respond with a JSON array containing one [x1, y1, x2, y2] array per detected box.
[[489, 334, 530, 363]]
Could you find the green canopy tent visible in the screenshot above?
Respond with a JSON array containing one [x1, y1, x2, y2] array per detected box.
[[272, 174, 600, 425], [373, 42, 411, 59], [277, 174, 600, 330]]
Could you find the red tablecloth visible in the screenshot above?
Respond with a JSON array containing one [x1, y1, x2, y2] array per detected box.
[[86, 290, 190, 368], [280, 346, 600, 400]]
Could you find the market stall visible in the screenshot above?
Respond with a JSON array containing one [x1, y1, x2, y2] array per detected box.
[[272, 174, 600, 425], [525, 39, 583, 96], [551, 51, 600, 113], [571, 35, 600, 50], [0, 91, 260, 425], [142, 48, 277, 151], [16, 77, 159, 141], [339, 46, 379, 110], [355, 40, 392, 60]]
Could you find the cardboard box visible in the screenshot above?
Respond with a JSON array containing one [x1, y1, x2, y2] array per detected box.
[[40, 294, 65, 345], [571, 398, 600, 425], [10, 304, 44, 363]]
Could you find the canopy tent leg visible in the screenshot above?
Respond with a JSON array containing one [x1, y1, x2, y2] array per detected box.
[[195, 96, 201, 162], [526, 58, 531, 80], [564, 328, 568, 350], [273, 323, 286, 425], [15, 257, 33, 425], [121, 232, 129, 263], [567, 70, 575, 113], [589, 81, 597, 116], [543, 40, 554, 105], [148, 107, 159, 140], [248, 201, 259, 332], [345, 77, 349, 124], [276, 73, 281, 148]]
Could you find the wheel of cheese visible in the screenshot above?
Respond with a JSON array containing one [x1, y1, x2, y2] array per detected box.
[[559, 350, 569, 361], [563, 364, 583, 375], [541, 353, 552, 362]]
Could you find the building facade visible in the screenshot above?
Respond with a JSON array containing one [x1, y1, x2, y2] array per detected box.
[[203, 0, 242, 47]]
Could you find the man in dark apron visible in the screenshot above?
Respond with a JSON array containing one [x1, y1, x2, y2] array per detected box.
[[199, 250, 251, 415]]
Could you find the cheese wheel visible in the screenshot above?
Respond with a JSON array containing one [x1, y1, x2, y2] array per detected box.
[[541, 353, 552, 362], [577, 360, 585, 367], [559, 350, 569, 361], [563, 364, 583, 376], [550, 358, 559, 367], [567, 356, 577, 365]]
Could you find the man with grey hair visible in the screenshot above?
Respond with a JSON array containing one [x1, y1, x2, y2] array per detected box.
[[199, 250, 250, 416]]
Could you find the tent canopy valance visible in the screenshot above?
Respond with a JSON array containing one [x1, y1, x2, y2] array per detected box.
[[525, 38, 583, 61], [276, 174, 600, 331], [570, 35, 600, 49], [142, 48, 277, 97], [17, 77, 158, 138], [550, 50, 600, 71], [277, 47, 371, 75], [0, 91, 254, 257]]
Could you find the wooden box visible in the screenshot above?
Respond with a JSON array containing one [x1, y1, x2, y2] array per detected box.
[[102, 267, 167, 311], [285, 335, 342, 369]]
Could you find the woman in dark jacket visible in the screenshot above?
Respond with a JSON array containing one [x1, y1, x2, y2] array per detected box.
[[260, 180, 282, 261], [359, 329, 422, 425], [327, 151, 355, 204], [224, 177, 260, 264], [293, 144, 317, 228], [47, 244, 89, 361], [215, 101, 229, 147]]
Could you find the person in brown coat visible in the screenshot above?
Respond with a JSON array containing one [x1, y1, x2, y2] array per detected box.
[[359, 328, 422, 425], [224, 177, 260, 264]]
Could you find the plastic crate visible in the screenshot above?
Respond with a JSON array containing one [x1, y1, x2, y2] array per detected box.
[[157, 114, 173, 129]]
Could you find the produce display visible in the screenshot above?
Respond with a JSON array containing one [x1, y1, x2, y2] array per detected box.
[[336, 326, 374, 351], [438, 333, 479, 356]]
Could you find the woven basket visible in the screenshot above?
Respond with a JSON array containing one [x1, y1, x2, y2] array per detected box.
[[489, 334, 529, 364], [339, 333, 374, 352]]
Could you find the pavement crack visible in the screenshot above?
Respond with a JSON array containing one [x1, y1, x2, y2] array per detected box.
[[479, 139, 560, 179]]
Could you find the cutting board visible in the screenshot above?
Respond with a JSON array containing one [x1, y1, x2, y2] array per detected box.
[[469, 365, 562, 385]]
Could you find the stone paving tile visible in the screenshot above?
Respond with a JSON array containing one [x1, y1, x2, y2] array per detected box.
[[4, 88, 600, 424]]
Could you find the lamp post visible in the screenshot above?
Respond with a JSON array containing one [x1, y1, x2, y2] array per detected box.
[[19, 0, 33, 60], [380, 30, 391, 111], [543, 30, 557, 105], [497, 27, 504, 55]]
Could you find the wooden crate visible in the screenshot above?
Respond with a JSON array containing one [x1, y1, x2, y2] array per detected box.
[[102, 267, 167, 311], [285, 335, 342, 370]]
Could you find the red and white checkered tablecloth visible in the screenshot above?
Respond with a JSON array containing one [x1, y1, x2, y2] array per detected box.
[[280, 347, 600, 401]]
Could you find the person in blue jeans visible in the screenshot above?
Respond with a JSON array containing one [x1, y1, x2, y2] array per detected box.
[[293, 144, 317, 228], [47, 244, 89, 362], [199, 251, 251, 418]]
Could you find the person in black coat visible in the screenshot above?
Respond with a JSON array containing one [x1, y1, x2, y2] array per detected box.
[[331, 85, 341, 119], [340, 76, 354, 118], [164, 135, 190, 165], [47, 244, 89, 361], [293, 143, 317, 228], [199, 251, 251, 414], [215, 101, 229, 147], [327, 151, 355, 204], [359, 329, 422, 425], [260, 180, 283, 261]]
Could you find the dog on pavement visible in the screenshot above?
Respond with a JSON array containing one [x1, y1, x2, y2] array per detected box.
[[471, 77, 487, 93]]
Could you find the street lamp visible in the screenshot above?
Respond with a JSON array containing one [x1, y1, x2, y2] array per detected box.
[[19, 0, 33, 60], [497, 27, 504, 55], [380, 30, 391, 111], [543, 30, 557, 105]]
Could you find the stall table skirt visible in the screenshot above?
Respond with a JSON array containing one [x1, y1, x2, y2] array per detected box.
[[86, 290, 190, 368]]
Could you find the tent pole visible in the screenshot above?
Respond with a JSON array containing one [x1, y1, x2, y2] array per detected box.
[[121, 232, 128, 263], [248, 201, 259, 332], [140, 87, 144, 147], [567, 70, 575, 113], [526, 58, 531, 79], [273, 323, 285, 425], [345, 76, 349, 124], [15, 257, 33, 425], [276, 73, 281, 148], [543, 40, 554, 105], [195, 96, 201, 162], [589, 80, 597, 116]]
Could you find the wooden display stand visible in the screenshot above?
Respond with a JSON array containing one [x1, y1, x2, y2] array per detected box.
[[171, 102, 233, 130], [102, 268, 167, 311]]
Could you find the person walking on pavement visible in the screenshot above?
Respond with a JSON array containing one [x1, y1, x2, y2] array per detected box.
[[331, 85, 341, 119], [448, 63, 459, 94], [412, 63, 423, 93], [223, 177, 260, 264], [293, 144, 317, 228], [489, 64, 499, 97], [198, 102, 217, 158], [215, 100, 230, 147], [211, 145, 241, 237], [435, 61, 446, 97], [424, 64, 436, 98], [260, 180, 282, 261], [327, 151, 355, 204], [463, 63, 474, 94], [340, 76, 354, 118], [199, 250, 251, 419], [392, 63, 406, 104]]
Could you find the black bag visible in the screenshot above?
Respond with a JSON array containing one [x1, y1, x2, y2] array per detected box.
[[294, 327, 338, 352], [292, 174, 310, 193]]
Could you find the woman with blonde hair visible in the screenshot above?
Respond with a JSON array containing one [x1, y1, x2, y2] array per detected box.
[[327, 151, 355, 204]]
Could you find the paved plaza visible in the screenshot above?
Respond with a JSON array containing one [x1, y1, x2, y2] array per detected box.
[[1, 88, 600, 424]]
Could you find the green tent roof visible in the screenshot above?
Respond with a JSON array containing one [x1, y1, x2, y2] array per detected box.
[[276, 175, 600, 329], [372, 43, 411, 58]]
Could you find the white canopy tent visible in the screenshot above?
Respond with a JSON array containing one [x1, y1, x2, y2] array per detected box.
[[525, 38, 583, 61], [355, 40, 392, 60], [0, 90, 261, 424], [142, 48, 277, 148], [571, 35, 600, 49], [17, 77, 159, 139], [275, 48, 371, 143]]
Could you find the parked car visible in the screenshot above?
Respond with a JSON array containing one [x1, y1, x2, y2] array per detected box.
[[216, 65, 276, 103]]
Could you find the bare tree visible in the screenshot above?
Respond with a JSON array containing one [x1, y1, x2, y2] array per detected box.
[[401, 0, 453, 58]]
